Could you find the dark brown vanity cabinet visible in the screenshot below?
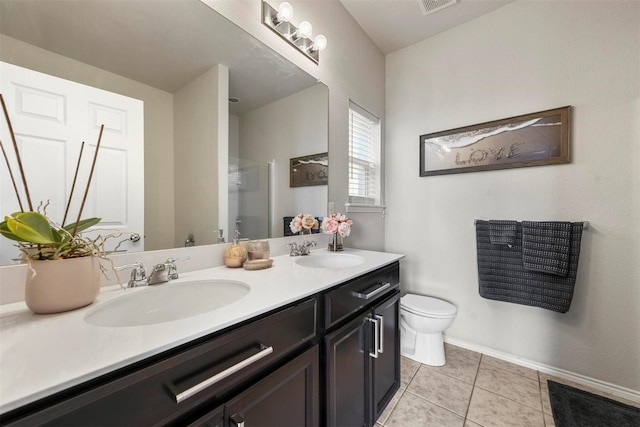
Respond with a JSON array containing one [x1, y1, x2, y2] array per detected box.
[[2, 298, 318, 427], [324, 262, 401, 427], [1, 261, 400, 427]]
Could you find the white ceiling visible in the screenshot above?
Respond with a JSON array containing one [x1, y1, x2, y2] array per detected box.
[[340, 0, 514, 54], [0, 0, 516, 113]]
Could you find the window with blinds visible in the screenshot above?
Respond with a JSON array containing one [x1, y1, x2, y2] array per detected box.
[[348, 101, 381, 206]]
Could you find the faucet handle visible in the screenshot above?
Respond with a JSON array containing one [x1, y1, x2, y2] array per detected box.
[[287, 242, 301, 256], [165, 257, 190, 280], [300, 240, 317, 255], [115, 262, 146, 287]]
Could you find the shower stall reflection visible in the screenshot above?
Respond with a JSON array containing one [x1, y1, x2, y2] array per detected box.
[[228, 157, 272, 241]]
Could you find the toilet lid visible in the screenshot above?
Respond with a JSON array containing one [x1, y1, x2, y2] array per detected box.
[[401, 294, 457, 317]]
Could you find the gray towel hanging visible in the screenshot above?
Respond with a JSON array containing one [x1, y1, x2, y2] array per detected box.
[[489, 220, 517, 246], [522, 221, 572, 276], [475, 220, 584, 313]]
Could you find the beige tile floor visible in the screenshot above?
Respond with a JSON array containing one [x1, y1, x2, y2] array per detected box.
[[376, 343, 640, 427]]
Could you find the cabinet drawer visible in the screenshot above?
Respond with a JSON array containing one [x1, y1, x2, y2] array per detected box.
[[6, 298, 317, 427], [324, 262, 399, 329]]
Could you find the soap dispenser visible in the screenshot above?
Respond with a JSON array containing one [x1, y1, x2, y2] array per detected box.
[[224, 230, 247, 268]]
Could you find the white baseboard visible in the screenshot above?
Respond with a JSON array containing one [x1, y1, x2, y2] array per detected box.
[[444, 336, 640, 404]]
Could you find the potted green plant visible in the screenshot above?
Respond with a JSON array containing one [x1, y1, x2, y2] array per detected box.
[[0, 93, 119, 313], [1, 211, 101, 260]]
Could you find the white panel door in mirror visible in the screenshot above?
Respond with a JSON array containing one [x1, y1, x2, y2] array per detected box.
[[0, 62, 144, 264]]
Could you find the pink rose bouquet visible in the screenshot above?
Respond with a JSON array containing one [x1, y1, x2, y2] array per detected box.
[[321, 213, 352, 238]]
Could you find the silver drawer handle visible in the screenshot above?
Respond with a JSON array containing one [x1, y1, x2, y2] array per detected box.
[[375, 314, 384, 354], [174, 344, 274, 403], [353, 282, 391, 300], [230, 414, 245, 427], [367, 317, 379, 358]]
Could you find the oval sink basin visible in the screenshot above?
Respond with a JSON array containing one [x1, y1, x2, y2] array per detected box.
[[84, 280, 250, 327], [295, 253, 365, 269]]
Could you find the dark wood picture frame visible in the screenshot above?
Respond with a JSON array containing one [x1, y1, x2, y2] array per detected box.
[[419, 106, 571, 176], [290, 152, 328, 187]]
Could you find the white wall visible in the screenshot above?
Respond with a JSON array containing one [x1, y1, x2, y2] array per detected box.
[[174, 65, 228, 247], [385, 0, 639, 392]]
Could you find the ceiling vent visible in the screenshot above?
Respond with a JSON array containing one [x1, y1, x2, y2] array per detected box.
[[417, 0, 459, 16]]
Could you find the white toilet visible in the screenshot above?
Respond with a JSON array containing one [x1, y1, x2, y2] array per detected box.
[[400, 294, 457, 366]]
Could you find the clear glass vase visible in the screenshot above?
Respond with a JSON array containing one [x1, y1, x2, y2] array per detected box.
[[328, 233, 343, 251]]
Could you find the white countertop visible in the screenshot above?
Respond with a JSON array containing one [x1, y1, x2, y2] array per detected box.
[[0, 248, 403, 414]]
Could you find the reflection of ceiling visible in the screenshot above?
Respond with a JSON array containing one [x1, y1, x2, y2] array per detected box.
[[0, 0, 317, 115], [340, 0, 514, 54]]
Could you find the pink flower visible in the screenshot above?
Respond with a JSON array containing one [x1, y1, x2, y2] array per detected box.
[[337, 222, 351, 237], [321, 213, 352, 237], [322, 217, 339, 234]]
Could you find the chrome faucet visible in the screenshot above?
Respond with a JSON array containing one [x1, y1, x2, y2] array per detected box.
[[147, 262, 170, 285], [116, 257, 190, 287], [115, 262, 147, 288], [301, 240, 317, 256], [147, 257, 190, 285], [287, 240, 317, 256]]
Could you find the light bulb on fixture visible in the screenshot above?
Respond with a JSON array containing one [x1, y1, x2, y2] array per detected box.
[[262, 0, 326, 63], [293, 20, 312, 40], [276, 2, 293, 23], [311, 34, 327, 52]]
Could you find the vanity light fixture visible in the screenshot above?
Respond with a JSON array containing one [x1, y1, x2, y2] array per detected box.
[[262, 0, 327, 64]]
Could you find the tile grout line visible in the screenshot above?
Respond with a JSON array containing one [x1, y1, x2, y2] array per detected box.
[[380, 386, 405, 427], [463, 353, 484, 426], [402, 388, 468, 420], [399, 354, 481, 425], [380, 359, 420, 426], [475, 357, 547, 414]]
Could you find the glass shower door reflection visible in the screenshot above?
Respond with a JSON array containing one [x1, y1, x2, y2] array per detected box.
[[229, 157, 271, 241]]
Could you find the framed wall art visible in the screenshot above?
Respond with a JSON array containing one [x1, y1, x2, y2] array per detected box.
[[419, 106, 570, 176], [290, 152, 328, 187]]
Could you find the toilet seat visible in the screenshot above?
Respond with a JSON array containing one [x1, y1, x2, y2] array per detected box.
[[401, 294, 457, 318]]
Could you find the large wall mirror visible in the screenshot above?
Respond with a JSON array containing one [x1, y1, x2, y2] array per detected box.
[[0, 0, 328, 265]]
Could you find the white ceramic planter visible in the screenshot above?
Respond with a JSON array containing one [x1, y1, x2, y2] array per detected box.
[[25, 257, 101, 314]]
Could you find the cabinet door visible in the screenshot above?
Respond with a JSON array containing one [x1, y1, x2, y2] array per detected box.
[[371, 291, 401, 423], [225, 346, 319, 427], [325, 315, 369, 427]]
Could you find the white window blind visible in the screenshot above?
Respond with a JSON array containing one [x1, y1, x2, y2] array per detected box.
[[348, 101, 381, 205]]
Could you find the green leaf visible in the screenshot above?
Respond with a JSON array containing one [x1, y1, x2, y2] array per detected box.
[[63, 217, 101, 236], [51, 227, 64, 244], [5, 212, 58, 245], [0, 220, 23, 242]]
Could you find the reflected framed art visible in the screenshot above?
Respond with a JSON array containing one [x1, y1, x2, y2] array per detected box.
[[290, 152, 328, 187]]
